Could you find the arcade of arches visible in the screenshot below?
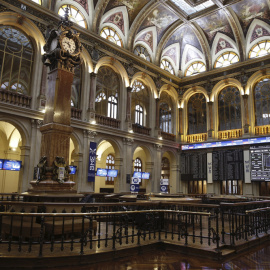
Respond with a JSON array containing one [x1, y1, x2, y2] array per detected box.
[[1, 0, 270, 196]]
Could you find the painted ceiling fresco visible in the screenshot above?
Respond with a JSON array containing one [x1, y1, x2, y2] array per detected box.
[[64, 0, 270, 73], [195, 10, 234, 45], [230, 0, 270, 35], [105, 0, 149, 25], [138, 5, 179, 43]]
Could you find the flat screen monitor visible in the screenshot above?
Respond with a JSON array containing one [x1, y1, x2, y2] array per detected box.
[[107, 169, 118, 177], [69, 165, 77, 175], [3, 160, 22, 171], [142, 172, 150, 179], [0, 159, 3, 170], [96, 168, 108, 177], [133, 171, 142, 178]]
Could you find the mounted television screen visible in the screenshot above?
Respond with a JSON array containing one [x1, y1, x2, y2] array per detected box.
[[142, 172, 150, 179], [96, 168, 108, 177], [107, 169, 118, 177], [69, 165, 77, 175], [0, 159, 3, 170], [133, 171, 142, 178], [3, 160, 22, 171]]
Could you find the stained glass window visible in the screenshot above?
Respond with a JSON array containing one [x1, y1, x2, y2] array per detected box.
[[188, 93, 207, 134], [96, 66, 120, 118], [0, 26, 33, 94], [58, 5, 87, 28], [100, 27, 123, 47], [106, 154, 115, 184], [254, 78, 270, 126], [160, 103, 172, 133], [218, 86, 242, 131], [214, 52, 239, 68], [185, 61, 206, 76], [134, 45, 151, 62], [160, 59, 174, 75], [249, 40, 270, 58]]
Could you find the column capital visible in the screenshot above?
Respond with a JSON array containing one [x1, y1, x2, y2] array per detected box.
[[127, 86, 132, 93], [90, 72, 97, 78], [154, 144, 162, 150]]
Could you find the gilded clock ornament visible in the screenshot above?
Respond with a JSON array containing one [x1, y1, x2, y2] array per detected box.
[[42, 6, 82, 71]]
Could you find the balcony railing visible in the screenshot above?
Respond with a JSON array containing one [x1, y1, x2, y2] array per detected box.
[[0, 89, 32, 108], [161, 131, 175, 141], [218, 129, 242, 140], [132, 124, 151, 135], [95, 114, 120, 129], [255, 125, 270, 135], [71, 107, 82, 120], [186, 133, 207, 143]]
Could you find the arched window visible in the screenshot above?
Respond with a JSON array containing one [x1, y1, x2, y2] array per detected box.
[[160, 59, 174, 75], [95, 91, 106, 102], [58, 5, 87, 28], [185, 61, 206, 76], [108, 96, 117, 119], [100, 27, 123, 47], [254, 78, 270, 126], [188, 93, 207, 134], [214, 52, 239, 68], [0, 26, 33, 95], [249, 40, 270, 59], [134, 158, 142, 172], [106, 154, 115, 184], [161, 157, 170, 180], [134, 45, 151, 62], [96, 66, 120, 118], [131, 80, 149, 127], [160, 103, 172, 133], [135, 105, 143, 125], [218, 86, 242, 131], [31, 0, 41, 4]]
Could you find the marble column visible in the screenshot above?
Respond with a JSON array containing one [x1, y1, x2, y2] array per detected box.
[[207, 101, 214, 139], [88, 72, 97, 123], [243, 94, 250, 135]]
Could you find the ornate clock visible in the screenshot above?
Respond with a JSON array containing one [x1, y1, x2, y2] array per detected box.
[[42, 7, 82, 71]]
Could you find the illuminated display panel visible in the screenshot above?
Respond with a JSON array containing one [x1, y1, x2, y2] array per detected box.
[[69, 166, 77, 175], [107, 169, 118, 177], [182, 136, 270, 150], [96, 168, 108, 177]]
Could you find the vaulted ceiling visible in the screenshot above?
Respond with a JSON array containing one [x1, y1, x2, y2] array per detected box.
[[51, 0, 270, 76]]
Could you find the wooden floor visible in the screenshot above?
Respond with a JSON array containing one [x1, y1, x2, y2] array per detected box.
[[11, 242, 269, 270]]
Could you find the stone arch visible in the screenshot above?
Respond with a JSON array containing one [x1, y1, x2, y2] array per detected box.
[[100, 6, 129, 48]]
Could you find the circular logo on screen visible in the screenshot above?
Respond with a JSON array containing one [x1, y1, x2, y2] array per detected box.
[[161, 186, 167, 192], [133, 178, 139, 184], [130, 185, 136, 191]]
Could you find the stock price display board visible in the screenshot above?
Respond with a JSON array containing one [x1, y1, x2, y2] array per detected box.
[[251, 145, 270, 181], [181, 152, 207, 180], [212, 149, 244, 181]]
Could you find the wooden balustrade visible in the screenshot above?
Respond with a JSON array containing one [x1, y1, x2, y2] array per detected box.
[[161, 131, 175, 141], [95, 114, 120, 128], [71, 107, 82, 120], [255, 125, 270, 135], [186, 133, 207, 143], [132, 124, 151, 135], [218, 129, 242, 140], [0, 89, 32, 107]]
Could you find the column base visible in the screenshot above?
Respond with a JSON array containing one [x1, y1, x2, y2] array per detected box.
[[29, 180, 76, 193]]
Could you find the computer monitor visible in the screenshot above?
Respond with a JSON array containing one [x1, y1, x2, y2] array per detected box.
[[96, 168, 108, 177], [133, 171, 142, 178], [107, 169, 118, 177], [3, 160, 22, 171], [142, 172, 150, 179], [0, 159, 3, 170], [69, 165, 77, 175]]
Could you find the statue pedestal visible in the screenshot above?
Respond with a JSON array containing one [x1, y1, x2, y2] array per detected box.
[[29, 180, 76, 193]]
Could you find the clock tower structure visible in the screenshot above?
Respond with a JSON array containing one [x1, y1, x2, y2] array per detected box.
[[30, 8, 82, 193]]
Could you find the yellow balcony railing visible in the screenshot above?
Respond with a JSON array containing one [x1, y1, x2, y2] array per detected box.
[[255, 125, 270, 135], [218, 129, 242, 140], [186, 133, 207, 143]]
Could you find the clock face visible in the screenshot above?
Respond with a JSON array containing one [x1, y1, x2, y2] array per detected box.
[[62, 37, 76, 54]]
